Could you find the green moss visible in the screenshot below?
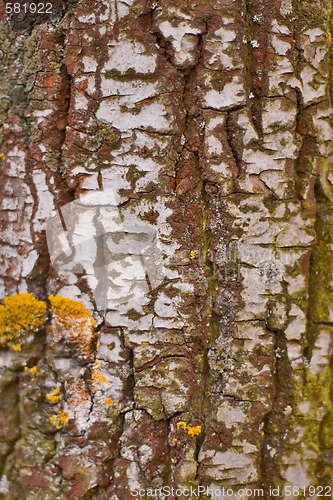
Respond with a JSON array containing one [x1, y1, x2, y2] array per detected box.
[[308, 188, 333, 322], [286, 367, 333, 487], [296, 0, 331, 29], [87, 120, 121, 151], [126, 166, 143, 189], [320, 410, 333, 448], [126, 308, 143, 321]]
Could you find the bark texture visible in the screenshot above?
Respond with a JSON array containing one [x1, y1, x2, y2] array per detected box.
[[0, 0, 333, 498]]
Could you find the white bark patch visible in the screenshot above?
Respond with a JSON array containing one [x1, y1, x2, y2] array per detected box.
[[78, 13, 96, 23], [204, 114, 226, 157], [82, 56, 98, 73], [211, 450, 254, 469], [308, 329, 332, 374], [157, 20, 201, 67], [284, 304, 306, 341], [300, 66, 326, 104], [204, 76, 245, 110], [280, 0, 293, 16], [95, 78, 172, 132], [271, 20, 291, 35], [126, 462, 141, 491], [262, 98, 296, 130], [271, 35, 290, 56], [303, 28, 325, 43], [154, 291, 179, 318], [32, 109, 53, 125], [285, 462, 311, 489], [21, 250, 38, 277], [216, 402, 247, 427], [97, 100, 171, 132], [206, 27, 240, 70], [103, 0, 135, 24], [0, 476, 9, 494], [104, 40, 157, 74], [98, 77, 157, 100], [138, 445, 153, 465], [6, 146, 26, 176], [33, 170, 54, 230]]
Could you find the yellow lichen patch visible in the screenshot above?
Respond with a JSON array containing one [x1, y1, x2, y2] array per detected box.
[[49, 411, 69, 430], [176, 421, 188, 431], [189, 250, 197, 260], [104, 397, 113, 405], [176, 421, 202, 437], [0, 153, 5, 161], [49, 295, 96, 323], [46, 388, 62, 404], [24, 365, 40, 377], [198, 353, 204, 363], [48, 295, 96, 358], [24, 365, 38, 373], [187, 425, 202, 437], [0, 293, 47, 350]]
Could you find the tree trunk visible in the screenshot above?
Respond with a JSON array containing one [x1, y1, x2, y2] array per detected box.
[[0, 0, 333, 498]]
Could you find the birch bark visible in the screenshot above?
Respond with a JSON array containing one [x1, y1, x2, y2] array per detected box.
[[0, 0, 332, 497]]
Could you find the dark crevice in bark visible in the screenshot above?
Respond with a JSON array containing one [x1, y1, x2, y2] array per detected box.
[[317, 347, 333, 486], [225, 110, 244, 179], [307, 180, 333, 483], [244, 0, 276, 139], [0, 377, 20, 481], [244, 0, 263, 139], [259, 325, 295, 491], [57, 29, 72, 175], [1, 377, 24, 490]]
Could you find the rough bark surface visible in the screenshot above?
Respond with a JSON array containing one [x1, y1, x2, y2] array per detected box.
[[0, 0, 333, 498]]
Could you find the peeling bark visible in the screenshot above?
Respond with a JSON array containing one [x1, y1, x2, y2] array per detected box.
[[0, 0, 333, 498]]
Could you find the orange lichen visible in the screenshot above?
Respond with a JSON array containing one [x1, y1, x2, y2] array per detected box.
[[91, 359, 109, 391], [92, 369, 108, 386], [0, 293, 47, 350], [65, 379, 91, 412], [48, 295, 96, 359], [104, 397, 113, 405], [46, 388, 62, 404], [176, 421, 202, 437], [49, 411, 69, 430]]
